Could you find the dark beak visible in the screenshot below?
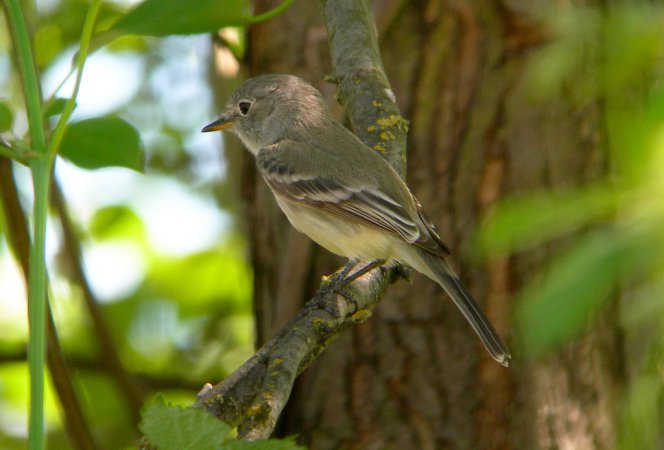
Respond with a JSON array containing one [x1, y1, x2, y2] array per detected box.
[[201, 116, 235, 132]]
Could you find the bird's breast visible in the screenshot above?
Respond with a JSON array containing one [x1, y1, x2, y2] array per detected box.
[[274, 196, 398, 260]]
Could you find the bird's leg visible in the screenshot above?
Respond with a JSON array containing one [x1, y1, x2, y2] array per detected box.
[[336, 258, 359, 282], [307, 259, 358, 315], [340, 259, 386, 286], [322, 258, 385, 294], [311, 259, 385, 316], [314, 259, 359, 300], [331, 259, 386, 311]]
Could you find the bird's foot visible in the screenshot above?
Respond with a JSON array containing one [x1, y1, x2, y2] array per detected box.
[[338, 259, 386, 286], [312, 259, 385, 316]]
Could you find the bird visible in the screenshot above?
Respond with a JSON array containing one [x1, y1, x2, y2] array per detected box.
[[202, 74, 510, 366]]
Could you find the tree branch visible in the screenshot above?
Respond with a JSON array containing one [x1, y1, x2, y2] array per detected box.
[[197, 262, 404, 438], [195, 0, 409, 439], [322, 0, 408, 176], [0, 348, 204, 392]]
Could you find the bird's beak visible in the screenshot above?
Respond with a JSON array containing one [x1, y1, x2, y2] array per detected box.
[[201, 116, 235, 132]]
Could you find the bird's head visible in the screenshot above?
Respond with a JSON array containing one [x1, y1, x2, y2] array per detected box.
[[202, 74, 330, 154]]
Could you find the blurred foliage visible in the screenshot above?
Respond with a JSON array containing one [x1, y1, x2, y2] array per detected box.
[[113, 0, 251, 36], [140, 396, 305, 450], [0, 0, 260, 447], [111, 0, 292, 37], [478, 4, 664, 449], [0, 101, 12, 131], [140, 395, 234, 450]]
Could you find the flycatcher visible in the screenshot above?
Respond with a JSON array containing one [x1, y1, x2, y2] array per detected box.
[[203, 74, 510, 366]]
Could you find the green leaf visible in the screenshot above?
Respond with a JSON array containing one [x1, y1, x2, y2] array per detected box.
[[60, 116, 144, 171], [44, 98, 71, 118], [476, 186, 616, 256], [112, 0, 294, 36], [609, 85, 664, 184], [89, 205, 145, 240], [516, 228, 650, 357], [112, 0, 251, 36], [619, 376, 663, 450], [0, 102, 13, 132], [222, 436, 305, 449], [145, 249, 251, 311], [140, 395, 232, 450]]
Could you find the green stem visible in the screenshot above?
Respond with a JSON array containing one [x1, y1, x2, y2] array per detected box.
[[42, 65, 75, 111], [0, 141, 27, 164], [2, 3, 46, 152], [27, 162, 49, 450], [247, 0, 294, 23], [47, 0, 101, 160], [2, 0, 100, 448], [2, 0, 47, 448]]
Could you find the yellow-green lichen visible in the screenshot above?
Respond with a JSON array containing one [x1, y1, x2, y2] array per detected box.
[[367, 125, 377, 132], [372, 143, 387, 153], [376, 114, 401, 127], [246, 402, 270, 421], [312, 317, 330, 328], [379, 131, 396, 141], [351, 309, 372, 323]]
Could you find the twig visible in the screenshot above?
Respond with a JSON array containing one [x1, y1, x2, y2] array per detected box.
[[196, 262, 400, 438], [322, 0, 408, 176], [0, 348, 204, 392]]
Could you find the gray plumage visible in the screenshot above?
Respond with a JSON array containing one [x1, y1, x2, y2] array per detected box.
[[203, 74, 510, 366]]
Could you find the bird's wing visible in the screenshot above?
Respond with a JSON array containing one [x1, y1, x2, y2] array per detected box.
[[256, 139, 450, 257]]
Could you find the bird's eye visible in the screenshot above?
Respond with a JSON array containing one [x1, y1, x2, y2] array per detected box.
[[238, 101, 252, 115]]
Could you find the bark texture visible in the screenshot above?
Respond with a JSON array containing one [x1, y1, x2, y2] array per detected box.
[[214, 0, 622, 448]]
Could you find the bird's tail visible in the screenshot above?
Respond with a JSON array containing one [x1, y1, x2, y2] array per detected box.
[[417, 251, 511, 367]]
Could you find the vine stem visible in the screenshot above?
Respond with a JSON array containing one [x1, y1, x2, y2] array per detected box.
[[1, 0, 100, 448], [47, 0, 101, 161], [2, 1, 48, 447], [248, 0, 294, 23]]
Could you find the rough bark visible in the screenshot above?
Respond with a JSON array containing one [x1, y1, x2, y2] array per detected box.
[[212, 0, 622, 448]]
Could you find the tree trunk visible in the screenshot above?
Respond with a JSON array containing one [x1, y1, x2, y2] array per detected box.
[[217, 0, 622, 448]]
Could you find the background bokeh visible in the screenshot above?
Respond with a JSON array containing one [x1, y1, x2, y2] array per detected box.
[[1, 1, 253, 448]]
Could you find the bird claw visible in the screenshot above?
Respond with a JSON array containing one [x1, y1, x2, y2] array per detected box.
[[339, 259, 386, 286], [311, 259, 384, 316]]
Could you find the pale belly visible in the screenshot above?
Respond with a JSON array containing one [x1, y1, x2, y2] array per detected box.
[[275, 196, 400, 260]]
